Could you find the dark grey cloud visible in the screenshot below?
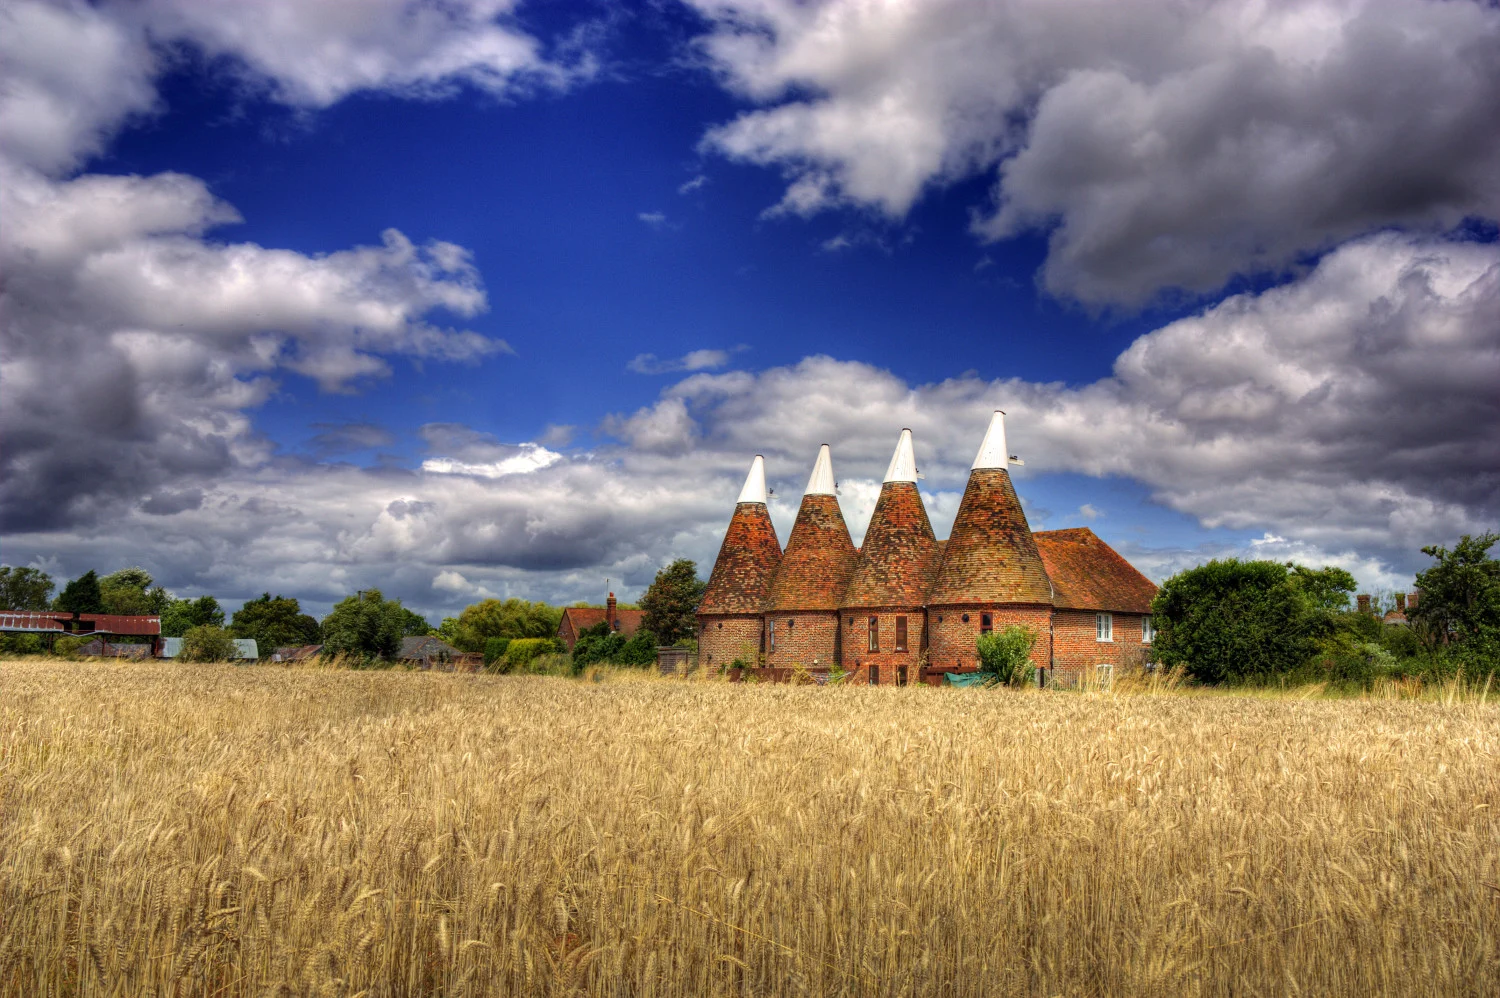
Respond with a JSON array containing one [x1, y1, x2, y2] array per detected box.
[[689, 0, 1500, 306], [308, 421, 396, 457]]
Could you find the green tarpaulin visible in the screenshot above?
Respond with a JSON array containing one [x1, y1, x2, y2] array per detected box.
[[944, 672, 994, 687]]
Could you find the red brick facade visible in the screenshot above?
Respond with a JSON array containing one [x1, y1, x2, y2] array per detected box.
[[839, 608, 927, 682], [763, 611, 841, 668], [1049, 608, 1152, 685], [927, 603, 1054, 672], [698, 614, 764, 668]]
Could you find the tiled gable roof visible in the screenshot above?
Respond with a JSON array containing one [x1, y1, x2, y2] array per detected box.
[[929, 467, 1053, 606], [699, 502, 784, 614], [767, 493, 858, 610], [558, 607, 644, 636], [842, 482, 940, 608], [1034, 528, 1157, 614]]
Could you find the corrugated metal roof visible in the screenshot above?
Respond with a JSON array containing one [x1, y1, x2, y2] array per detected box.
[[0, 612, 66, 632]]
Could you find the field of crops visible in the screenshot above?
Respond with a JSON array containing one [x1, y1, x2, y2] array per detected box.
[[2, 659, 1497, 996]]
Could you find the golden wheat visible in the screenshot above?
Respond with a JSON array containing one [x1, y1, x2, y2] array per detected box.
[[2, 659, 1496, 996]]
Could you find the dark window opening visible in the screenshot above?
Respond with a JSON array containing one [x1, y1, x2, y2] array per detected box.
[[898, 666, 908, 686], [870, 665, 879, 685], [980, 612, 993, 635], [895, 616, 908, 652], [867, 616, 879, 652]]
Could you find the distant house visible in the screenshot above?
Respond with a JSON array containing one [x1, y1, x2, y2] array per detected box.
[[398, 635, 480, 671], [157, 637, 258, 659], [557, 593, 644, 651], [272, 644, 323, 662]]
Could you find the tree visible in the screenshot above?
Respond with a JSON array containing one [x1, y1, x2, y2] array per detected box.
[[54, 570, 105, 614], [572, 622, 625, 668], [639, 559, 706, 645], [445, 598, 561, 652], [977, 626, 1037, 687], [320, 590, 407, 660], [227, 593, 318, 649], [1151, 559, 1335, 684], [1409, 533, 1500, 666], [99, 567, 161, 615], [1287, 564, 1357, 612], [178, 624, 238, 662], [0, 566, 54, 610], [616, 630, 659, 667], [162, 596, 226, 637], [399, 607, 433, 637]]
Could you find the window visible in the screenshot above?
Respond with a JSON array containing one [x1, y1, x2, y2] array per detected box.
[[1097, 664, 1114, 689], [869, 665, 879, 685], [867, 616, 879, 652], [1141, 615, 1155, 643], [980, 612, 993, 635], [1096, 612, 1113, 642], [768, 619, 776, 651], [898, 665, 908, 686], [894, 616, 908, 652]]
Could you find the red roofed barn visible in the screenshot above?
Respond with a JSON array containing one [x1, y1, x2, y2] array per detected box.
[[697, 412, 1159, 686]]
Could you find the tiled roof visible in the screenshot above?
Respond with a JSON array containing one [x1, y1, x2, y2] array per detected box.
[[842, 482, 940, 608], [929, 468, 1053, 606], [699, 502, 784, 614], [558, 607, 644, 636], [1034, 528, 1157, 614], [766, 493, 858, 610]]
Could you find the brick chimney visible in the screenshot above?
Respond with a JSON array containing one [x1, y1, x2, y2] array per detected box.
[[1356, 594, 1371, 614], [1394, 592, 1406, 612], [606, 592, 617, 631], [1408, 591, 1419, 611]]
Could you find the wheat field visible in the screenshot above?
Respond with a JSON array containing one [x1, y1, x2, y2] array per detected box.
[[2, 660, 1496, 997]]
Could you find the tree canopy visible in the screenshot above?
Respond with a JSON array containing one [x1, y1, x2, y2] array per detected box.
[[320, 590, 408, 660], [54, 570, 106, 614], [0, 566, 54, 611], [228, 593, 319, 649], [639, 559, 705, 645], [438, 598, 560, 652], [1409, 532, 1500, 667], [162, 596, 225, 638], [1151, 559, 1351, 684]]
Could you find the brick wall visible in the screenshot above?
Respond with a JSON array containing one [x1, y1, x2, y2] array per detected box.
[[764, 611, 840, 668], [1051, 608, 1149, 684], [928, 603, 1053, 671], [697, 614, 764, 668], [837, 608, 926, 684]]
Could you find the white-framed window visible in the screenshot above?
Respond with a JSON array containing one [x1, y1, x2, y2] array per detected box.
[[1141, 615, 1156, 643], [1095, 612, 1113, 642], [768, 619, 775, 651]]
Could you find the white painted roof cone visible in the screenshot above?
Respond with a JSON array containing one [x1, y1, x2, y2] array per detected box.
[[805, 444, 836, 496], [883, 428, 918, 484], [736, 454, 768, 504], [972, 410, 1011, 470]]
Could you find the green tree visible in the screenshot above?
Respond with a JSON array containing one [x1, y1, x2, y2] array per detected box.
[[572, 622, 625, 669], [54, 570, 105, 614], [445, 598, 561, 652], [1151, 559, 1340, 684], [399, 607, 433, 637], [976, 626, 1037, 687], [1409, 533, 1500, 668], [616, 629, 659, 667], [227, 593, 318, 649], [1288, 564, 1357, 613], [639, 559, 706, 645], [321, 590, 407, 660], [178, 624, 238, 662], [99, 567, 159, 615], [162, 596, 226, 637], [0, 566, 54, 610]]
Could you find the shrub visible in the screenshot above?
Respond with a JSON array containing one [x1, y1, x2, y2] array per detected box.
[[976, 626, 1037, 687], [504, 638, 554, 671], [179, 625, 238, 663], [484, 637, 512, 667], [52, 635, 87, 658], [572, 624, 625, 669], [616, 630, 658, 667]]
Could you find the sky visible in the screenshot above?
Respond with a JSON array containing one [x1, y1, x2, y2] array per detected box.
[[2, 0, 1498, 622]]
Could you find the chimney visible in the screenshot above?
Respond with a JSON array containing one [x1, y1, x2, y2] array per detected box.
[[1407, 591, 1418, 611], [1394, 592, 1406, 613], [1356, 594, 1371, 614], [607, 592, 617, 630]]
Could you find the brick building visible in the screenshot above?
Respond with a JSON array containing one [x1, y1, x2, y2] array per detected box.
[[557, 593, 645, 651], [697, 412, 1158, 685]]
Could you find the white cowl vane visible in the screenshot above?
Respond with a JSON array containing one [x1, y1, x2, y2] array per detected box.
[[882, 428, 918, 484], [736, 454, 768, 504], [972, 410, 1010, 470], [805, 444, 836, 496]]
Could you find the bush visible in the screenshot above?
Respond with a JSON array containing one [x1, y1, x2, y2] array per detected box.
[[616, 630, 658, 667], [504, 638, 555, 671], [977, 626, 1037, 687], [179, 625, 238, 663], [484, 637, 512, 667], [52, 635, 87, 658]]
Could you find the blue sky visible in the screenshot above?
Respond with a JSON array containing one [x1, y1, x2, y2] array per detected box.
[[2, 0, 1498, 620]]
